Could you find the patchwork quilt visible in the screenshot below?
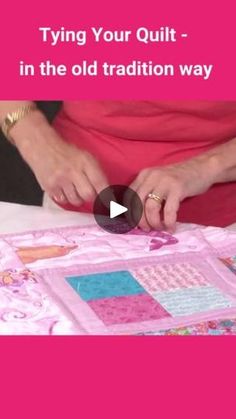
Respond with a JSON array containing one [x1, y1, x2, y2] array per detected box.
[[0, 224, 236, 335]]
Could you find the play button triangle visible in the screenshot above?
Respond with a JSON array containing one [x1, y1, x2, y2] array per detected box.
[[110, 201, 128, 219]]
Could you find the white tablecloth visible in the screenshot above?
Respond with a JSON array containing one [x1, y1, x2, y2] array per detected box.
[[0, 201, 95, 234]]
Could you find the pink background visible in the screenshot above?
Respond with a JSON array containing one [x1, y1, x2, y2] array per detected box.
[[0, 0, 235, 99]]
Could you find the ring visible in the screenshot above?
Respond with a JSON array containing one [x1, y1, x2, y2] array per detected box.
[[147, 193, 163, 205]]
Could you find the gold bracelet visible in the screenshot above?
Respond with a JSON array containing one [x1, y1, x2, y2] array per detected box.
[[1, 104, 37, 145]]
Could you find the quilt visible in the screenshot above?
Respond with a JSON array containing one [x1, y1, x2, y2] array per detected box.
[[0, 224, 236, 335]]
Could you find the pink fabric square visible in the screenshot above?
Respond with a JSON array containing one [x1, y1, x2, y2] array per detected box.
[[130, 263, 209, 293], [88, 293, 170, 325]]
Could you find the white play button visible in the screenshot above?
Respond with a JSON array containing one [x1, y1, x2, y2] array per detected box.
[[110, 201, 128, 219], [94, 185, 143, 234]]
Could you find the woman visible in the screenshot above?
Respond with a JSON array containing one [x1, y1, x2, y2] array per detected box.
[[1, 100, 236, 232]]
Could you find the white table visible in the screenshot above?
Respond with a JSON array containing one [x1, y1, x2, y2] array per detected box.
[[0, 201, 95, 234]]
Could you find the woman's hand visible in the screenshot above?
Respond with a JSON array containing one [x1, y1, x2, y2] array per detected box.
[[130, 157, 218, 232], [11, 109, 108, 206]]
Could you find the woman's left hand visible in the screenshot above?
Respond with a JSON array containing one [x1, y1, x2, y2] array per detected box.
[[129, 157, 216, 232]]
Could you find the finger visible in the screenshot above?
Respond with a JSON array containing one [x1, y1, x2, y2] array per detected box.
[[50, 188, 68, 204], [62, 182, 83, 206], [73, 173, 97, 203], [84, 160, 109, 194], [81, 160, 112, 208], [123, 187, 137, 226], [127, 173, 149, 228], [100, 184, 117, 210], [135, 186, 152, 231], [129, 170, 149, 193], [145, 196, 163, 230], [163, 193, 180, 233], [85, 163, 116, 209]]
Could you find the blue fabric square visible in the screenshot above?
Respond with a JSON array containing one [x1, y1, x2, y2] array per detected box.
[[153, 286, 233, 317], [66, 270, 145, 301]]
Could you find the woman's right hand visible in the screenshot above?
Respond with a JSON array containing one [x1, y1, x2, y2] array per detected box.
[[10, 108, 109, 206]]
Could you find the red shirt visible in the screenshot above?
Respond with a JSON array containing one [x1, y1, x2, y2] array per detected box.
[[53, 101, 236, 227]]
